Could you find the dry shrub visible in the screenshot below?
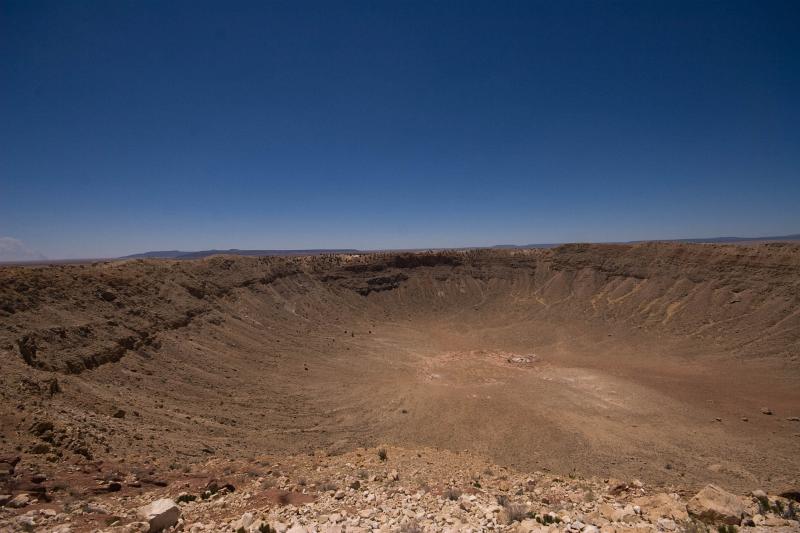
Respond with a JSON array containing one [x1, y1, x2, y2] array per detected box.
[[400, 519, 423, 533], [317, 481, 337, 492], [444, 487, 462, 501], [503, 502, 529, 524]]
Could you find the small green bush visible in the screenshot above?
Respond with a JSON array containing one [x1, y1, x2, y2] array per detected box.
[[756, 495, 771, 515], [773, 500, 785, 515], [535, 514, 562, 525]]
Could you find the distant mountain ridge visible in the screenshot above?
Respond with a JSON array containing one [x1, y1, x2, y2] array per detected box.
[[660, 233, 800, 243], [494, 233, 800, 249], [119, 234, 800, 260], [120, 248, 360, 260]]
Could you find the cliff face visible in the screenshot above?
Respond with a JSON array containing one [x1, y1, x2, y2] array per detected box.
[[3, 242, 798, 373]]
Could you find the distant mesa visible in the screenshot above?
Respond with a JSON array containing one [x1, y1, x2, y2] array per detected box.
[[493, 233, 800, 249], [646, 233, 800, 244], [120, 234, 800, 261], [120, 248, 361, 260]]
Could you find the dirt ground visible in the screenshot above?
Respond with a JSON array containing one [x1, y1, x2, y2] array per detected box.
[[1, 243, 799, 500]]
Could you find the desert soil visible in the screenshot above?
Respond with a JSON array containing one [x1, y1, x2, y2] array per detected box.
[[0, 243, 799, 531]]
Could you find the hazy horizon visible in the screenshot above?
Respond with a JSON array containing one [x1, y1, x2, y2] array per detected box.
[[2, 231, 800, 262], [2, 1, 799, 260]]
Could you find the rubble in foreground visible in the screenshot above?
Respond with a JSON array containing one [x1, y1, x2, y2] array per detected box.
[[1, 447, 798, 532]]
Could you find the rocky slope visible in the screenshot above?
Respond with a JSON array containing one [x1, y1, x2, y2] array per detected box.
[[1, 243, 799, 531], [1, 446, 798, 532]]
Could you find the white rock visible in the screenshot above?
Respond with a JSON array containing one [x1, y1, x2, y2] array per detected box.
[[657, 518, 677, 530], [687, 484, 745, 525], [137, 498, 180, 533], [230, 512, 255, 531]]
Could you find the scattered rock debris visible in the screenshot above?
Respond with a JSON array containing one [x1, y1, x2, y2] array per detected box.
[[0, 447, 797, 532]]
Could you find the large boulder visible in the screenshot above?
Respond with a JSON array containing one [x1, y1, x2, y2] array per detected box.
[[137, 498, 180, 532], [633, 493, 689, 522], [687, 484, 746, 525]]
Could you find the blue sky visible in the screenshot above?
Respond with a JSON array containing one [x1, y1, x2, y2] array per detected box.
[[1, 0, 799, 259]]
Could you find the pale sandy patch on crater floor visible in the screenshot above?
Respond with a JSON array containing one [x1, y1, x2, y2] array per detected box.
[[416, 349, 542, 386]]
